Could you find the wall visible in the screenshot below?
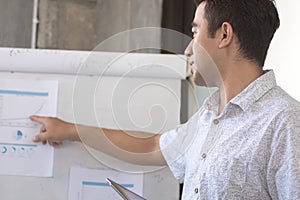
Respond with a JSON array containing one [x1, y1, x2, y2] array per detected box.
[[38, 0, 163, 51], [0, 0, 163, 51], [0, 0, 33, 48], [265, 0, 300, 101]]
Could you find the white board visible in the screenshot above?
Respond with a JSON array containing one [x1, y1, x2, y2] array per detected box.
[[0, 48, 187, 200]]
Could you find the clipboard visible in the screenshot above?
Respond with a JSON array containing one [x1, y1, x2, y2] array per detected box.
[[106, 178, 146, 200]]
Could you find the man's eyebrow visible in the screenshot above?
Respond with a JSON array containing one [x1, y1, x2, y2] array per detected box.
[[191, 22, 199, 27]]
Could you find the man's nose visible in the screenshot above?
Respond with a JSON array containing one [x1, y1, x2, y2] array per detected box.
[[184, 39, 194, 57]]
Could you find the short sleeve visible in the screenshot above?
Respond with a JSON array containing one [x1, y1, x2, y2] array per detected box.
[[160, 111, 201, 183]]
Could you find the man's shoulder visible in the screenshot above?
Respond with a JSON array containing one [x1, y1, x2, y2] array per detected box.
[[262, 86, 300, 125], [263, 85, 300, 112]]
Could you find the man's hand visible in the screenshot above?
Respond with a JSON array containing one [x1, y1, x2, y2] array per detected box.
[[29, 115, 78, 146]]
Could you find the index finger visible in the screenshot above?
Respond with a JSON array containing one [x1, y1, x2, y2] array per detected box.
[[29, 115, 46, 124]]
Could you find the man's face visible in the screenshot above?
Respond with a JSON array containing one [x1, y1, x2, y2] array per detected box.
[[185, 2, 221, 87]]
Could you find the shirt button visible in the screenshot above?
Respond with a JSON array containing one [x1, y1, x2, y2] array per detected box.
[[213, 119, 219, 125], [201, 153, 207, 159], [194, 188, 199, 193]]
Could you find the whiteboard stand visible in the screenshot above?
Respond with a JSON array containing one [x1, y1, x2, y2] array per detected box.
[[0, 47, 188, 200]]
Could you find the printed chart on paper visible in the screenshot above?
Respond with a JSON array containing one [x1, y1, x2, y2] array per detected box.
[[69, 167, 144, 200], [0, 79, 58, 177]]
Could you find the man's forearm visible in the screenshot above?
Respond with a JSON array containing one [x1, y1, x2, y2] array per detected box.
[[74, 125, 167, 166]]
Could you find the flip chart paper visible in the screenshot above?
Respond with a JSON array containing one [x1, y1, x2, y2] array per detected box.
[[0, 79, 58, 177]]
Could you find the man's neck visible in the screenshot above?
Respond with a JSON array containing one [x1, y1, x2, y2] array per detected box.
[[217, 62, 264, 115]]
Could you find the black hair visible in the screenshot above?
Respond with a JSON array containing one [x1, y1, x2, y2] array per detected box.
[[195, 0, 280, 67]]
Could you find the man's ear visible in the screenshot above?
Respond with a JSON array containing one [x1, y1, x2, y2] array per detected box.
[[218, 22, 233, 48]]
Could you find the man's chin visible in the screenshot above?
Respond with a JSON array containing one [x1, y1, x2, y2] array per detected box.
[[192, 75, 208, 87], [194, 81, 208, 87]]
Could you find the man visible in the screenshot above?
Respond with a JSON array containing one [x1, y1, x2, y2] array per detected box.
[[31, 0, 300, 199]]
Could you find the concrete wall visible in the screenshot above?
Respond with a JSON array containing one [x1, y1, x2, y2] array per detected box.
[[93, 0, 163, 52], [0, 0, 33, 48], [38, 0, 97, 50], [0, 0, 163, 51], [37, 0, 162, 51]]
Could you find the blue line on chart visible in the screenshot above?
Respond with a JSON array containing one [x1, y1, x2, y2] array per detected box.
[[0, 90, 48, 96], [0, 142, 37, 147], [82, 181, 134, 188]]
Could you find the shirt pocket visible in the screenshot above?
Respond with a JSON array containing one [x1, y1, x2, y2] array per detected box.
[[227, 157, 267, 199], [227, 158, 248, 191]]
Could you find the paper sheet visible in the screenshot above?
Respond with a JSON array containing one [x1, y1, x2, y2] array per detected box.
[[0, 48, 187, 80], [69, 167, 144, 200], [0, 79, 58, 177]]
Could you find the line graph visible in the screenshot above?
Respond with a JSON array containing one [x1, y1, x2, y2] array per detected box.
[[0, 119, 39, 128], [0, 89, 47, 128]]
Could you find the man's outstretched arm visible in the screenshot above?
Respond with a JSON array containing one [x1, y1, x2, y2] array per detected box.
[[30, 115, 167, 166]]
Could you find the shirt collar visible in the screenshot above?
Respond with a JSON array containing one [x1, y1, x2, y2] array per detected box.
[[203, 89, 219, 112], [230, 70, 277, 111], [203, 70, 277, 112]]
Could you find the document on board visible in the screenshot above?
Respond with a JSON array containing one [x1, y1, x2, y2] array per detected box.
[[69, 167, 144, 200], [0, 79, 58, 177]]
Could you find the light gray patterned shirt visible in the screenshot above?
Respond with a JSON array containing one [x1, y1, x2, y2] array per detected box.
[[160, 70, 300, 200]]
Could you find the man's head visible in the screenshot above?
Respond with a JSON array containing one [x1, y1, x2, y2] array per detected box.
[[197, 0, 280, 67], [186, 0, 280, 86]]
